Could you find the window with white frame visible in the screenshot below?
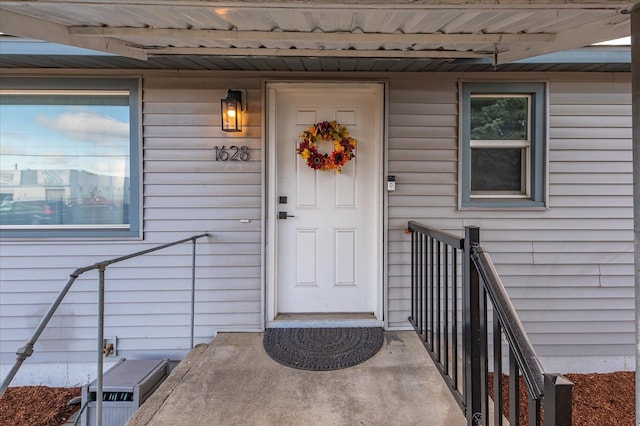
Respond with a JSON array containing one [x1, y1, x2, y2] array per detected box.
[[460, 82, 546, 208], [0, 77, 141, 237]]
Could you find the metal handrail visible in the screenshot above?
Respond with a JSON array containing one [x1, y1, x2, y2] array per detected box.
[[407, 220, 465, 409], [0, 233, 209, 426], [408, 221, 573, 425], [471, 246, 545, 399], [408, 220, 464, 249]]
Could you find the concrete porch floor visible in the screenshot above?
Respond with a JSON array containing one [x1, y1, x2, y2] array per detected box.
[[126, 331, 466, 426]]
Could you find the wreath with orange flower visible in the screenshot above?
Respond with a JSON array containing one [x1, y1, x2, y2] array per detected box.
[[296, 120, 357, 173]]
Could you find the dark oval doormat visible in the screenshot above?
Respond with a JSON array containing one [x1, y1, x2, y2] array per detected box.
[[263, 327, 384, 371]]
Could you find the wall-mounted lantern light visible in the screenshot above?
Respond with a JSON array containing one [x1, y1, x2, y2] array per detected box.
[[221, 89, 246, 132]]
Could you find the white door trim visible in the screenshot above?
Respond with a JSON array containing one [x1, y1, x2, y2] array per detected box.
[[265, 81, 385, 328]]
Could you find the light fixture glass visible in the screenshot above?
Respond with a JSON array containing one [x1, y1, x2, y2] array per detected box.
[[221, 89, 243, 132]]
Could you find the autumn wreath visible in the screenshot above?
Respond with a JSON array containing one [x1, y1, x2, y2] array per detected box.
[[296, 120, 357, 173]]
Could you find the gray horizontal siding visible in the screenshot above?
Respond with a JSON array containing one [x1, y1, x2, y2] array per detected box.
[[386, 76, 634, 365], [0, 70, 634, 375], [386, 76, 461, 336], [0, 75, 263, 365]]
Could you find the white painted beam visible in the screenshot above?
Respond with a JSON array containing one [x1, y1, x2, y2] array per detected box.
[[69, 26, 554, 45], [496, 11, 630, 63], [148, 46, 492, 59], [0, 10, 147, 60], [0, 0, 635, 10]]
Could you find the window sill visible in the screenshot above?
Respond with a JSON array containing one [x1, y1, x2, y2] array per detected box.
[[0, 228, 142, 240], [458, 202, 548, 211]]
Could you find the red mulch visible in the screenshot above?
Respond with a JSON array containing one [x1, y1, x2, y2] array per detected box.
[[0, 386, 81, 426], [488, 371, 635, 426], [0, 372, 636, 425]]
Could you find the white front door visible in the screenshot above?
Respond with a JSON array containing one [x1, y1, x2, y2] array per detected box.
[[269, 83, 383, 316]]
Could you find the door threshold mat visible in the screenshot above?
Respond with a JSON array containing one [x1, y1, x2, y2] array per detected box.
[[263, 327, 384, 371]]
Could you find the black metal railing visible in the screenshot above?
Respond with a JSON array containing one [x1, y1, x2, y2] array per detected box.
[[0, 233, 209, 426], [408, 221, 574, 426], [408, 220, 466, 409]]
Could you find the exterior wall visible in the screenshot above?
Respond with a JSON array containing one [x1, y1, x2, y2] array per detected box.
[[0, 72, 265, 386], [0, 70, 634, 386], [386, 73, 634, 373]]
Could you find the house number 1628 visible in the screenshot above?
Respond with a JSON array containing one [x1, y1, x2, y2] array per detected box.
[[213, 145, 250, 161]]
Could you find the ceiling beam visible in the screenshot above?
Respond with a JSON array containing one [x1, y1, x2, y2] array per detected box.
[[0, 10, 148, 60], [0, 0, 635, 9], [69, 27, 555, 45], [496, 10, 630, 63], [148, 46, 493, 59]]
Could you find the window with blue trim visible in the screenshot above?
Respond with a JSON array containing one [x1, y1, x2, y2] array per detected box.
[[0, 77, 140, 237], [460, 82, 546, 208]]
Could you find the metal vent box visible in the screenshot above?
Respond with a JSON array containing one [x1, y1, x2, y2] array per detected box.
[[81, 359, 170, 426]]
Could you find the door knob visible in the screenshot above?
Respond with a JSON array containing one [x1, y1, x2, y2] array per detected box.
[[278, 212, 295, 220]]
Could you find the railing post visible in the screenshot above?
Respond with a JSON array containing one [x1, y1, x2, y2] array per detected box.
[[190, 238, 197, 349], [463, 226, 481, 425], [544, 374, 574, 426], [96, 265, 105, 426]]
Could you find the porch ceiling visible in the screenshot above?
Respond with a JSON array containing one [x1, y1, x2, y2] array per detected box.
[[0, 1, 634, 66]]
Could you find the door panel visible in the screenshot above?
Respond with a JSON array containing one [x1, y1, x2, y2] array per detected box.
[[275, 86, 381, 314]]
